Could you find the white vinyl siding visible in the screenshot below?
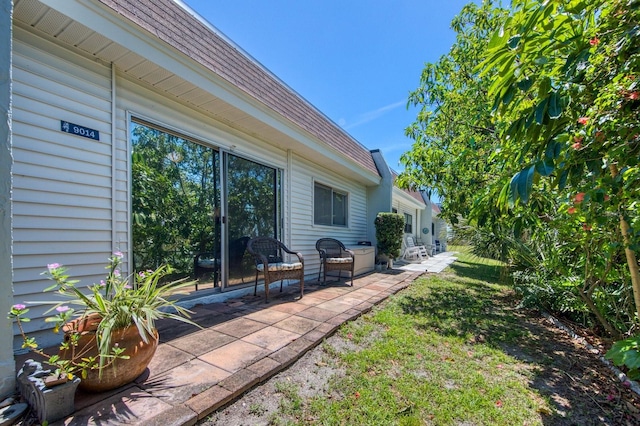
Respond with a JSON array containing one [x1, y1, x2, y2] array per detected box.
[[290, 155, 368, 277], [12, 33, 115, 343], [394, 199, 420, 238]]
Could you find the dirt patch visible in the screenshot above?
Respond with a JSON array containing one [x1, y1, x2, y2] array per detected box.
[[506, 309, 640, 425], [199, 335, 350, 425]]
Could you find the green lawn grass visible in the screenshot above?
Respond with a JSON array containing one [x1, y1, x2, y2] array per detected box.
[[278, 246, 550, 425]]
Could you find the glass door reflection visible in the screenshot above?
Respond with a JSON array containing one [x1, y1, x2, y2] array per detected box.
[[223, 154, 280, 289], [131, 120, 221, 292]]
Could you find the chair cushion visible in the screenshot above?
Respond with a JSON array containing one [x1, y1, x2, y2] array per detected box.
[[325, 257, 353, 264], [257, 262, 303, 272], [197, 258, 219, 268]]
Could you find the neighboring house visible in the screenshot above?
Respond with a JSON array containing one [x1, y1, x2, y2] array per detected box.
[[431, 203, 447, 242], [430, 202, 447, 248], [369, 151, 429, 257], [0, 0, 433, 393], [393, 184, 428, 247]]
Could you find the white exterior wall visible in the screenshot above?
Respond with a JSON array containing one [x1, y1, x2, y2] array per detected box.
[[290, 155, 369, 278], [367, 150, 392, 247], [11, 31, 115, 347], [434, 217, 448, 242], [419, 198, 434, 246], [117, 82, 372, 284], [393, 200, 421, 238]]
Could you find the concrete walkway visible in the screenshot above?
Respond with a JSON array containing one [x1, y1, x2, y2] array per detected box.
[[41, 253, 456, 425], [396, 250, 458, 273]]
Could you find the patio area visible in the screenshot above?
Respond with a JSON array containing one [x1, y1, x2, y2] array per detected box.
[[23, 253, 456, 425]]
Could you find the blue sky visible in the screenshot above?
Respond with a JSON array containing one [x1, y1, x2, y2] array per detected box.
[[183, 1, 472, 173]]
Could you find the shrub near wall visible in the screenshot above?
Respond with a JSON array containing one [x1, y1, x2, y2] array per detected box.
[[375, 213, 405, 259]]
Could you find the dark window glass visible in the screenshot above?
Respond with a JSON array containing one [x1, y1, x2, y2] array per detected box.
[[314, 183, 347, 227], [404, 213, 412, 233]]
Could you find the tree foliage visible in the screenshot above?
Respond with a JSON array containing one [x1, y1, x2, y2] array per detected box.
[[399, 1, 508, 226], [131, 122, 280, 280], [131, 123, 220, 273], [399, 0, 640, 337]]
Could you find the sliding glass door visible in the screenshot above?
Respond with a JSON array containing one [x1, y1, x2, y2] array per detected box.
[[224, 154, 281, 288], [131, 119, 281, 293]]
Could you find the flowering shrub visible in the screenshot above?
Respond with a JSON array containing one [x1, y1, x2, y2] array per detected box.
[[8, 252, 198, 380]]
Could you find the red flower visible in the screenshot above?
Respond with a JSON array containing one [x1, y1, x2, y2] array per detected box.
[[495, 400, 503, 408], [578, 117, 589, 125], [589, 37, 600, 46], [628, 91, 639, 100], [568, 207, 577, 214], [354, 391, 361, 399], [582, 224, 592, 231], [572, 136, 584, 150], [604, 194, 610, 201], [574, 192, 585, 203]]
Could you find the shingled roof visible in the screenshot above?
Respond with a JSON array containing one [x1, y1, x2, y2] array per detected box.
[[96, 0, 379, 176]]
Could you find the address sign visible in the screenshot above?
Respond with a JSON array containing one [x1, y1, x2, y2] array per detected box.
[[60, 121, 100, 141]]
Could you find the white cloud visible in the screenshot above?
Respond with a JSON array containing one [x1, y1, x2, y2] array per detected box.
[[344, 100, 405, 130]]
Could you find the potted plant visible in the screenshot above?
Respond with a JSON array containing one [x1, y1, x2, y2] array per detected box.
[[374, 212, 405, 269], [9, 251, 199, 392]]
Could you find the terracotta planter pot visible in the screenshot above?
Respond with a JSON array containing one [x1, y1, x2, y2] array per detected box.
[[60, 316, 159, 392]]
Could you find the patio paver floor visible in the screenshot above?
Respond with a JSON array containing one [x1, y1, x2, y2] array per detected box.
[[15, 252, 457, 425]]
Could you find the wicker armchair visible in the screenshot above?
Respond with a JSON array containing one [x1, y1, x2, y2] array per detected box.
[[315, 238, 354, 286], [247, 237, 304, 302]]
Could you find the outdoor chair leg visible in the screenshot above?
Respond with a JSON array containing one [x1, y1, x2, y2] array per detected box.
[[254, 271, 259, 296]]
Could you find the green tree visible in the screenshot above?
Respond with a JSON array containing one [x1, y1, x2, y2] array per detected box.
[[400, 0, 640, 337], [482, 0, 640, 328], [400, 1, 508, 226], [131, 123, 219, 273]]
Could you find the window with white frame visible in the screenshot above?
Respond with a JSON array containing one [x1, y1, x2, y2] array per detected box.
[[314, 182, 347, 226], [404, 213, 413, 233]]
